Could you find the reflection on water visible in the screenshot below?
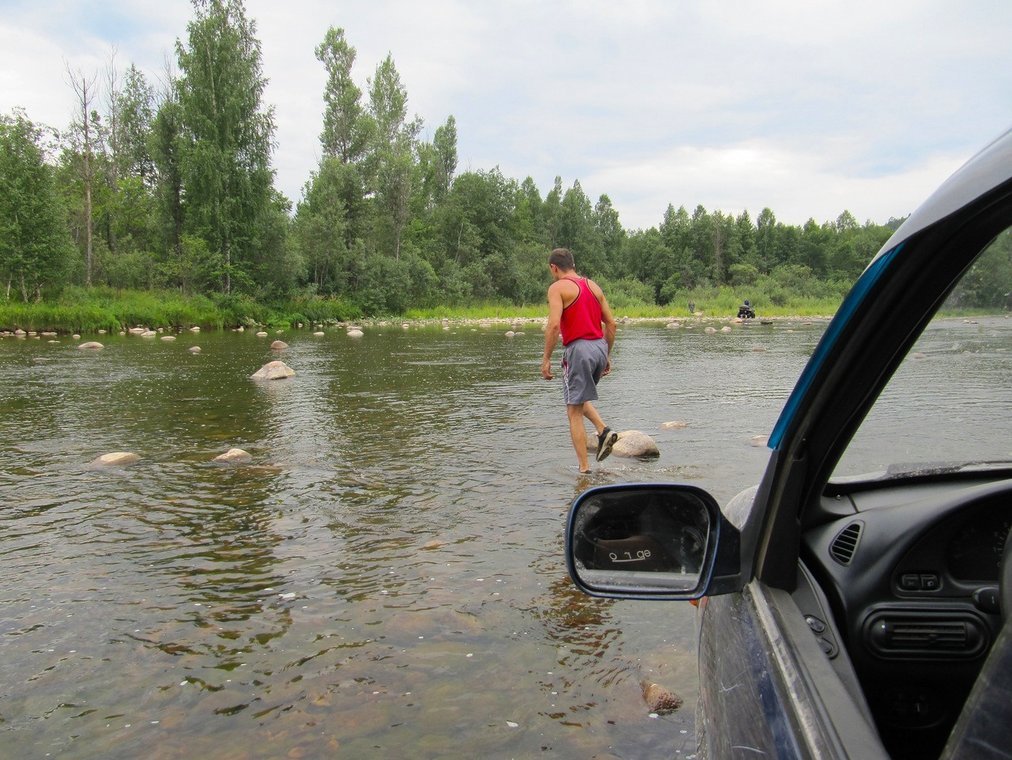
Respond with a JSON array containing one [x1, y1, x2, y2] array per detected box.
[[1, 320, 820, 757]]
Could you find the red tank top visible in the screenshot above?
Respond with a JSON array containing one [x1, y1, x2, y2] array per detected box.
[[560, 277, 604, 345]]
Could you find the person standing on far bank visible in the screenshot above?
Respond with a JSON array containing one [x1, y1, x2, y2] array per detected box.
[[541, 248, 620, 473]]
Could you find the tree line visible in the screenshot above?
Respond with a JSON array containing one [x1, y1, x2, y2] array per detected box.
[[2, 0, 1009, 317]]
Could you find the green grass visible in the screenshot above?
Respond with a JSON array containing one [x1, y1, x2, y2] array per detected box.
[[1, 287, 847, 335]]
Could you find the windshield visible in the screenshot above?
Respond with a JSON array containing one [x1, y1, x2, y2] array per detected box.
[[833, 228, 1012, 479]]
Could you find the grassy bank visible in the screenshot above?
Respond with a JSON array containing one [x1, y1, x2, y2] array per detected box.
[[0, 286, 844, 334], [0, 287, 363, 334]]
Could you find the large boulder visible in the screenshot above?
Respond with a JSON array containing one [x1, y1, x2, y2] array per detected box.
[[251, 360, 295, 381], [585, 429, 660, 459], [613, 430, 660, 458]]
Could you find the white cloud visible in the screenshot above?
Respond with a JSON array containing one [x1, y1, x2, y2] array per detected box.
[[1, 0, 1009, 230]]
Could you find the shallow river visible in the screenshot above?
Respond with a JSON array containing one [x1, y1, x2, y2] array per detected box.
[[2, 317, 997, 758]]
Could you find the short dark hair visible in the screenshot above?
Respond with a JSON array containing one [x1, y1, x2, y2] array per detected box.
[[549, 248, 575, 270]]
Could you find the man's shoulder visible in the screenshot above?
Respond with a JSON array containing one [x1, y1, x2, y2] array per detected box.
[[551, 277, 580, 293]]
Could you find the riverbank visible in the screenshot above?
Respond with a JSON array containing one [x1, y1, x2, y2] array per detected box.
[[0, 286, 845, 335]]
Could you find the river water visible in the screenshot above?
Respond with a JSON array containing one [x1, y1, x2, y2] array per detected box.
[[0, 317, 1002, 758]]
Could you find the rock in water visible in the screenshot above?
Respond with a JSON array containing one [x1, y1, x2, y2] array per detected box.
[[213, 448, 252, 464], [642, 681, 683, 714], [613, 430, 660, 458], [78, 341, 104, 350], [250, 360, 295, 381], [91, 452, 141, 467], [661, 420, 688, 429], [270, 340, 289, 350]]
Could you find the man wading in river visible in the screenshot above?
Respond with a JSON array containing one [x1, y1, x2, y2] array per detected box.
[[541, 247, 620, 473]]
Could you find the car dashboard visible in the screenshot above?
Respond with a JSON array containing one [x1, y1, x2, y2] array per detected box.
[[799, 473, 1012, 759]]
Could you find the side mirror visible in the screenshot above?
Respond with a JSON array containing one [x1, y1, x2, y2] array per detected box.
[[566, 483, 736, 600]]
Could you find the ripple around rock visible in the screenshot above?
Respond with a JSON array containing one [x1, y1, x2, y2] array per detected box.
[[250, 360, 295, 381]]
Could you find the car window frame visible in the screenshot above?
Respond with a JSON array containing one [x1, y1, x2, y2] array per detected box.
[[753, 177, 1012, 590]]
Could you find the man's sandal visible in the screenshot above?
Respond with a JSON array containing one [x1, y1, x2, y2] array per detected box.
[[596, 427, 619, 462]]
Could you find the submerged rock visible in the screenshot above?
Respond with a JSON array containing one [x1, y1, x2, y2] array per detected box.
[[251, 360, 295, 381], [91, 452, 141, 467], [661, 420, 688, 429], [188, 346, 202, 354], [641, 681, 683, 714], [77, 341, 104, 350], [213, 448, 252, 464]]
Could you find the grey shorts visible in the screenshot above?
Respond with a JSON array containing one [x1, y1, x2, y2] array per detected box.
[[562, 338, 608, 405]]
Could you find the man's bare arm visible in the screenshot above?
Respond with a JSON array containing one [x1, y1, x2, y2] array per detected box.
[[542, 283, 564, 380]]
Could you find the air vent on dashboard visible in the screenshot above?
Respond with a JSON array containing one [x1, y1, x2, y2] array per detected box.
[[830, 522, 863, 565], [865, 611, 987, 659]]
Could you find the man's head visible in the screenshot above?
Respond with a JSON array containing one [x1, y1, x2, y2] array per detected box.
[[548, 248, 575, 278]]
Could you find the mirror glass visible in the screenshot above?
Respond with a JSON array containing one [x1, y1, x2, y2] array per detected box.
[[568, 485, 714, 596]]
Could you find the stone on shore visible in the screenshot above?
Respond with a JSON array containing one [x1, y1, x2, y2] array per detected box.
[[78, 341, 104, 350], [213, 448, 252, 464], [251, 360, 295, 381], [91, 452, 141, 467]]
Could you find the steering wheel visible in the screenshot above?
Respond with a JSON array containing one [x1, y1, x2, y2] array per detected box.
[[1001, 525, 1012, 623]]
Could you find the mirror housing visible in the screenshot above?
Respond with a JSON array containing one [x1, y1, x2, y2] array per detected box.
[[565, 483, 740, 600]]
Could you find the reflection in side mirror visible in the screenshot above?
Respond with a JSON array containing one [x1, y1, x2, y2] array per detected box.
[[566, 483, 723, 600]]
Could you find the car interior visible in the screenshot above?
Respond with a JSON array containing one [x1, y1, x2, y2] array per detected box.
[[789, 229, 1011, 759]]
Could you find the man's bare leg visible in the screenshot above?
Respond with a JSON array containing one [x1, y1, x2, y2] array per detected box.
[[582, 401, 606, 436], [567, 403, 592, 472]]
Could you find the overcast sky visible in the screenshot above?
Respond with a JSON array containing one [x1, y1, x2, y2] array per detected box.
[[2, 0, 1010, 231]]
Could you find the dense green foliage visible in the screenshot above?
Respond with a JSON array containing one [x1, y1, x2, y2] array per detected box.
[[2, 0, 1009, 324]]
